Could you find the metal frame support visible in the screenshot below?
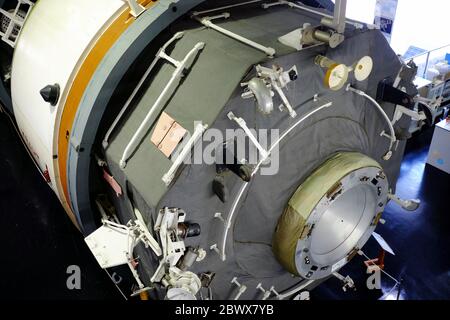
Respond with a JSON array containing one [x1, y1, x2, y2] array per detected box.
[[194, 13, 276, 57], [329, 0, 347, 34], [119, 33, 205, 169]]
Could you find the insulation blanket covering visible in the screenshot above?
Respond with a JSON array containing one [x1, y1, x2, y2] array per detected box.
[[104, 5, 409, 297]]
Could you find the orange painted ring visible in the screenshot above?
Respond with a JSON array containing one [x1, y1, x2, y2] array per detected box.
[[56, 1, 157, 222]]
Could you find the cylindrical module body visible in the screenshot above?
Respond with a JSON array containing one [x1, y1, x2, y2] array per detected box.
[[12, 0, 125, 223]]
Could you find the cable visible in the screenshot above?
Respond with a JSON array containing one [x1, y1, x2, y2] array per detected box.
[[346, 85, 397, 160]]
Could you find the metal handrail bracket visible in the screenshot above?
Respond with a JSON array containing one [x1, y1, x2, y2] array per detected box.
[[194, 12, 276, 57]]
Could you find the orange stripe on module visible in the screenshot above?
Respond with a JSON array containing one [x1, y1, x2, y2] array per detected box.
[[58, 1, 157, 214]]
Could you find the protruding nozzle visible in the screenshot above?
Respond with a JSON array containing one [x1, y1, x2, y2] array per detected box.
[[388, 193, 421, 211], [40, 84, 60, 106]]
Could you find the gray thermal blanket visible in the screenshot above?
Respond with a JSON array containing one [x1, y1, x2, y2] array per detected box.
[[105, 4, 407, 298]]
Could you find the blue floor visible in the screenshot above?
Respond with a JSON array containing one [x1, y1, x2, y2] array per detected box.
[[0, 112, 448, 300]]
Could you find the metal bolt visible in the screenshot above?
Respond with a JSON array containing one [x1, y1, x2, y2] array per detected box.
[[231, 277, 247, 300], [270, 287, 281, 300], [214, 212, 226, 225], [210, 244, 221, 256], [231, 277, 241, 287], [256, 283, 272, 300], [377, 171, 386, 180]]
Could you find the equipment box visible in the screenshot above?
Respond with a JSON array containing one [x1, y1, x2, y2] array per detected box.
[[427, 118, 450, 174]]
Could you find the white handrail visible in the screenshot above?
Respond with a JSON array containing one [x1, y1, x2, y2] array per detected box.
[[119, 40, 205, 169], [195, 13, 276, 57], [103, 32, 185, 149], [346, 85, 397, 160], [162, 123, 208, 186]]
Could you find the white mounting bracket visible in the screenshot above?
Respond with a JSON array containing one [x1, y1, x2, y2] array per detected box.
[[277, 23, 317, 51], [85, 219, 162, 291], [85, 219, 162, 269], [124, 0, 146, 18]]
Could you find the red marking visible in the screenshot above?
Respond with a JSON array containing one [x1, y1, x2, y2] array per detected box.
[[103, 169, 123, 197], [364, 250, 386, 270], [43, 165, 51, 183]]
